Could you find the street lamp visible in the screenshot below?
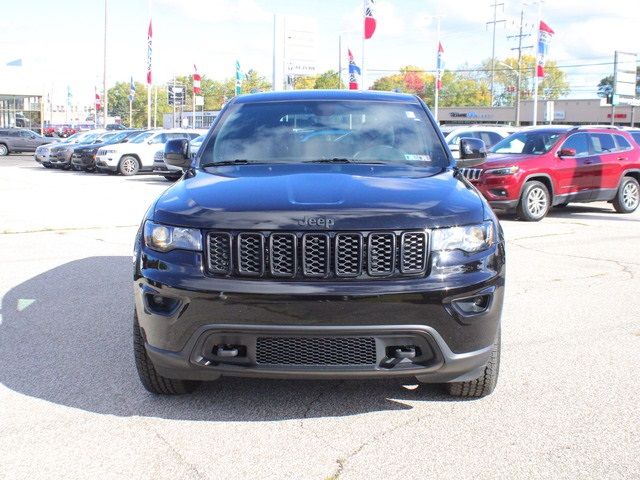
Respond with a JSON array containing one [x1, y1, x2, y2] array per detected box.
[[498, 61, 521, 125]]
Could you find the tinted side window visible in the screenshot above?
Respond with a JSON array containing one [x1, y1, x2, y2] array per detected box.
[[590, 133, 615, 153], [630, 132, 640, 146], [479, 131, 503, 147], [614, 135, 631, 150], [149, 133, 168, 144], [561, 133, 590, 157]]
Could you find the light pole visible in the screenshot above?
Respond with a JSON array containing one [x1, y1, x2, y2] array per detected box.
[[497, 61, 520, 125]]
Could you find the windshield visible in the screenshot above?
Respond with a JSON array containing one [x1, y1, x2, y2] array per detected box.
[[77, 133, 102, 144], [491, 130, 564, 155], [199, 100, 448, 167], [129, 131, 154, 144]]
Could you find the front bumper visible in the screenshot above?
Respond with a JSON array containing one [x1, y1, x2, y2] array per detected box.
[[134, 241, 505, 383], [48, 151, 72, 167], [96, 157, 117, 172], [469, 173, 523, 210], [71, 153, 96, 169]]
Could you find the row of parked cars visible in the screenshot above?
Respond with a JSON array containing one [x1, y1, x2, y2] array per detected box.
[[6, 119, 640, 222], [32, 128, 207, 180]]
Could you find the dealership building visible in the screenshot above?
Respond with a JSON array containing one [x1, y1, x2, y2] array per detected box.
[[439, 98, 639, 127]]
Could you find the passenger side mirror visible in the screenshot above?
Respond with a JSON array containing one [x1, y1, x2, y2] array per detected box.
[[165, 138, 191, 169], [457, 137, 487, 167], [558, 148, 576, 158]]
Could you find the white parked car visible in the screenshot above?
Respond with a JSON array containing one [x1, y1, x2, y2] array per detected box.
[[95, 129, 202, 175], [444, 126, 513, 158], [153, 132, 207, 181]]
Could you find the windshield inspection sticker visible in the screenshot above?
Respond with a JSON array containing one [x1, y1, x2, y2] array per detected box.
[[405, 154, 431, 161], [405, 111, 416, 119]]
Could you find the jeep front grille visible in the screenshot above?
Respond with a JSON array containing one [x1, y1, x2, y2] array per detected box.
[[459, 168, 483, 181], [205, 230, 429, 280], [256, 336, 377, 365]]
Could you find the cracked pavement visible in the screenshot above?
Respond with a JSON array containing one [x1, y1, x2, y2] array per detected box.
[[1, 156, 639, 479]]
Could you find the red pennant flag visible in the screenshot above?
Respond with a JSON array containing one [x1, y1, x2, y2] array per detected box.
[[364, 0, 376, 40], [193, 64, 201, 94]]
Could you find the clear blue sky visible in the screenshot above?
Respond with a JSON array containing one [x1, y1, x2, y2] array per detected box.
[[1, 0, 637, 105]]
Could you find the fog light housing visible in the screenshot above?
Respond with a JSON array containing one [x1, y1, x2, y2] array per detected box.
[[144, 293, 181, 315], [453, 294, 491, 315]]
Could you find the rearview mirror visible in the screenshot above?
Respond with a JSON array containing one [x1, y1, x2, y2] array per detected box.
[[558, 148, 576, 158], [457, 137, 487, 167], [165, 138, 191, 169]]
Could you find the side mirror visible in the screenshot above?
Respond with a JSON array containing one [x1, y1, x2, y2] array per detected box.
[[457, 137, 487, 167], [558, 148, 576, 158], [165, 138, 191, 169]]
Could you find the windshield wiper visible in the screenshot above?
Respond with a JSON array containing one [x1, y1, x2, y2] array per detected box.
[[201, 159, 256, 167], [304, 158, 354, 163]]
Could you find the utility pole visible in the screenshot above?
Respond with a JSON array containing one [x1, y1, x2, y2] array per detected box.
[[487, 2, 505, 107], [507, 7, 532, 126], [488, 3, 505, 106], [103, 0, 108, 128]]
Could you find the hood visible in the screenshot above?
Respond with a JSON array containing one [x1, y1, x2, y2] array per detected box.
[[481, 153, 541, 169], [153, 164, 485, 230]]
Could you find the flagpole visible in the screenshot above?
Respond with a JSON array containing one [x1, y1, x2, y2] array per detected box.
[[147, 0, 152, 129], [129, 97, 132, 127], [434, 17, 441, 123], [103, 0, 108, 128], [361, 0, 366, 90], [154, 85, 158, 128], [192, 70, 196, 128], [532, 2, 542, 126]]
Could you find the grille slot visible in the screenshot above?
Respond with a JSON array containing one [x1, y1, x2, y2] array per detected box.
[[256, 336, 377, 365], [237, 233, 264, 276], [269, 233, 297, 277], [207, 233, 232, 274], [335, 233, 363, 277], [460, 168, 482, 181], [302, 233, 330, 277], [368, 233, 396, 276], [401, 232, 427, 274]]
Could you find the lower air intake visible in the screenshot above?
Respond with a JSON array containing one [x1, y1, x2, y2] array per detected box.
[[256, 336, 377, 365]]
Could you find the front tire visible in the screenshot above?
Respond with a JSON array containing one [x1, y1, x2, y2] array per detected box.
[[612, 176, 639, 214], [445, 329, 500, 398], [517, 180, 550, 221], [119, 155, 140, 176], [133, 312, 200, 395]]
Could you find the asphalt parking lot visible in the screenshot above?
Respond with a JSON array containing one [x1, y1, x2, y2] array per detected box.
[[1, 154, 639, 479]]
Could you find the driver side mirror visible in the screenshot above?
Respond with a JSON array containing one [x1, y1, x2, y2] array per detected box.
[[457, 137, 487, 167], [165, 138, 191, 169], [558, 148, 576, 158]]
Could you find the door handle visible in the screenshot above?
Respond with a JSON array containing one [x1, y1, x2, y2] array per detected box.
[[584, 159, 593, 164], [617, 157, 626, 161]]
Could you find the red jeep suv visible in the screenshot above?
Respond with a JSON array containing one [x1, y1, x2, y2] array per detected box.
[[459, 126, 640, 221]]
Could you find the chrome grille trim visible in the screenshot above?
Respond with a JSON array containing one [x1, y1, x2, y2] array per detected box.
[[459, 167, 483, 181]]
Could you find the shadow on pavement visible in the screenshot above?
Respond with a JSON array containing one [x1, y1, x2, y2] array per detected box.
[[0, 257, 458, 421]]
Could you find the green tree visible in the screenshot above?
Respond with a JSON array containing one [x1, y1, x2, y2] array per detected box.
[[314, 70, 343, 89], [481, 55, 569, 106], [293, 75, 318, 90]]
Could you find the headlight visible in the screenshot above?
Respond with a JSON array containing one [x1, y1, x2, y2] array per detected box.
[[431, 222, 495, 253], [143, 221, 202, 252], [484, 165, 519, 176]]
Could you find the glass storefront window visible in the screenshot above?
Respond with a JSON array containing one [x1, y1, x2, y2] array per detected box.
[[0, 95, 42, 132]]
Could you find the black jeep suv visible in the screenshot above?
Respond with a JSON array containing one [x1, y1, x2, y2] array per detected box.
[[133, 90, 505, 397]]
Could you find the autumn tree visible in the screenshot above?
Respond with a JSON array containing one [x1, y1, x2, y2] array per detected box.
[[480, 54, 569, 105]]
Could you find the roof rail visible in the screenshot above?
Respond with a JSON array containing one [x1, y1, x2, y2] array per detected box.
[[573, 124, 623, 131]]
